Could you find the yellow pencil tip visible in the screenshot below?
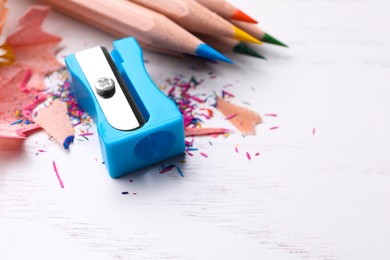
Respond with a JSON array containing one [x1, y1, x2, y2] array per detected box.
[[233, 26, 262, 44]]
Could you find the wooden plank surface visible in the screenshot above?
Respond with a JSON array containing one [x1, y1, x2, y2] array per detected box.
[[1, 0, 390, 259]]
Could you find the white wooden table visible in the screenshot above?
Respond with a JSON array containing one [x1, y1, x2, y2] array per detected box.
[[1, 0, 390, 259]]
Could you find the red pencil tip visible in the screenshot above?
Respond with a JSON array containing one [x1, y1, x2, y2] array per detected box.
[[232, 9, 258, 24]]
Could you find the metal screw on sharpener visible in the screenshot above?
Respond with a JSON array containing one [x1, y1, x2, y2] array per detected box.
[[95, 77, 115, 98]]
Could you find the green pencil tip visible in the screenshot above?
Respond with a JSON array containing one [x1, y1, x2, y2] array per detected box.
[[262, 33, 288, 48], [233, 42, 266, 60]]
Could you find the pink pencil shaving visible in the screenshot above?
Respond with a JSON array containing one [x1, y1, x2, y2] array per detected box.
[[79, 132, 94, 137], [265, 113, 278, 117], [222, 90, 235, 98], [225, 113, 238, 120], [52, 161, 64, 188]]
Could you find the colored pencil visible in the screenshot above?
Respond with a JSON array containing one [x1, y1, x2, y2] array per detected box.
[[128, 0, 261, 44], [231, 20, 288, 48], [138, 41, 183, 57], [195, 0, 257, 24], [139, 41, 218, 62], [37, 0, 233, 63], [196, 34, 266, 59]]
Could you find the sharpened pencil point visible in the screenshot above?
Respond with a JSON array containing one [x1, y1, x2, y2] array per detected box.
[[233, 43, 266, 59], [196, 43, 233, 64], [232, 9, 258, 24], [262, 33, 288, 48], [233, 26, 262, 45]]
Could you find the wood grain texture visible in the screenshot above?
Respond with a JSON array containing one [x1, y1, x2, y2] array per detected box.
[[37, 0, 203, 54], [129, 0, 239, 38], [1, 0, 390, 259]]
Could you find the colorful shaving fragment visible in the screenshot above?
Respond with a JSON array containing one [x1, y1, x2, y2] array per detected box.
[[52, 161, 64, 188], [184, 127, 231, 137], [200, 152, 208, 158], [177, 166, 184, 177], [159, 163, 176, 174], [79, 132, 94, 137], [189, 95, 206, 103], [216, 96, 262, 135], [39, 68, 92, 149], [0, 69, 44, 138], [9, 119, 23, 125], [222, 90, 235, 98], [185, 140, 193, 147], [225, 113, 238, 120], [34, 99, 74, 149], [14, 124, 41, 138], [269, 126, 279, 130], [165, 75, 211, 130], [312, 127, 316, 135], [44, 68, 90, 127], [163, 74, 263, 166], [22, 93, 47, 120], [246, 152, 251, 161], [265, 113, 278, 117], [199, 108, 213, 117]]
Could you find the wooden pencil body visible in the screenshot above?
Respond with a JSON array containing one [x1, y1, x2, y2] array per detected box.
[[129, 0, 236, 38], [230, 20, 264, 40], [138, 41, 182, 57], [195, 0, 235, 19], [196, 34, 238, 52], [37, 0, 203, 54]]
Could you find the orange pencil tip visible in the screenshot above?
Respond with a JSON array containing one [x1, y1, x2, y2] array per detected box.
[[232, 9, 258, 24]]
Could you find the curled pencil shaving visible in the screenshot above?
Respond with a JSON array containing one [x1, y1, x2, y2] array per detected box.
[[216, 96, 262, 135], [0, 6, 62, 139], [5, 6, 62, 91], [34, 99, 74, 149]]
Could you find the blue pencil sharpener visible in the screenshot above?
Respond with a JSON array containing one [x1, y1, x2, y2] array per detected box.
[[65, 37, 185, 178]]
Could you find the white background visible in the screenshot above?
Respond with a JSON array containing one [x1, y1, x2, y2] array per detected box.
[[1, 0, 390, 259]]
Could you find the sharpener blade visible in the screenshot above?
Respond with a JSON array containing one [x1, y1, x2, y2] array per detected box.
[[75, 47, 142, 131]]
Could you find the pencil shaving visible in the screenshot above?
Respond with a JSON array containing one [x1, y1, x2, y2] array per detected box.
[[216, 96, 262, 135], [34, 99, 74, 149]]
